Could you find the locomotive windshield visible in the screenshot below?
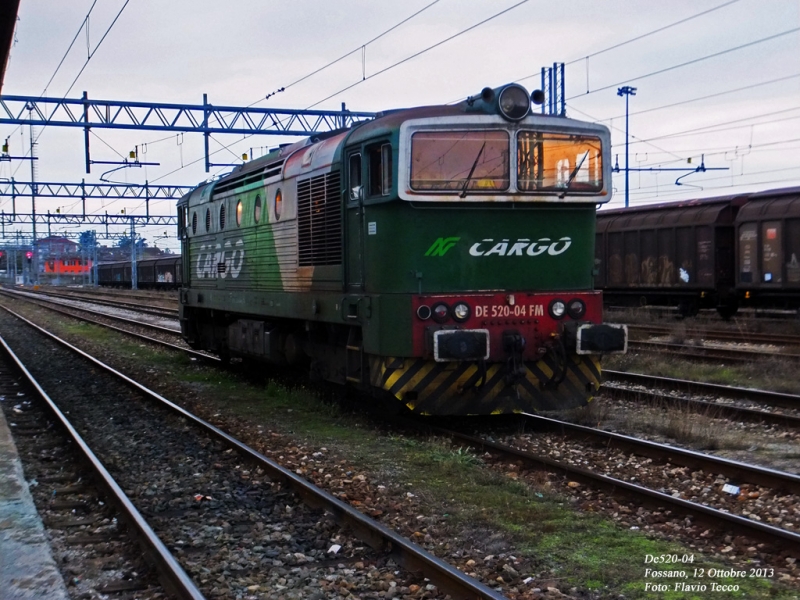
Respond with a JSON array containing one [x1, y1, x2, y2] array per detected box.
[[517, 132, 603, 193], [410, 131, 510, 192], [407, 129, 604, 196]]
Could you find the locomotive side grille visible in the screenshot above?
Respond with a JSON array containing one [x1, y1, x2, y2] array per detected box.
[[263, 160, 285, 179], [212, 159, 284, 195], [298, 171, 342, 266]]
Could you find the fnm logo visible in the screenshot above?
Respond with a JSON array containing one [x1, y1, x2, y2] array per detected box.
[[425, 237, 460, 257]]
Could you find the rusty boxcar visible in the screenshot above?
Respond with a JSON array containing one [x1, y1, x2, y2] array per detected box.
[[735, 187, 800, 310], [595, 194, 748, 318]]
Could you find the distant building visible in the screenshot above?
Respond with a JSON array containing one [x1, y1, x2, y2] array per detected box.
[[37, 236, 79, 255]]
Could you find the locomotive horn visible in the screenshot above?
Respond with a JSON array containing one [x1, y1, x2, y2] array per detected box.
[[481, 87, 495, 102], [531, 89, 545, 105]]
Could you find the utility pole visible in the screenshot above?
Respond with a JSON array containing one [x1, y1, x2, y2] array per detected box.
[[93, 234, 98, 287], [28, 104, 39, 282], [130, 217, 138, 290], [617, 86, 637, 208]]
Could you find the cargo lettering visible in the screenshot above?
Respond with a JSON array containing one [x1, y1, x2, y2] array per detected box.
[[469, 237, 572, 257], [474, 304, 544, 318], [196, 240, 245, 279]]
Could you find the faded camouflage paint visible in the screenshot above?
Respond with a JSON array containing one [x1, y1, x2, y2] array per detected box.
[[185, 184, 284, 293]]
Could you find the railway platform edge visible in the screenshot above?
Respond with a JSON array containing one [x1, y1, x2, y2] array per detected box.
[[0, 404, 69, 599]]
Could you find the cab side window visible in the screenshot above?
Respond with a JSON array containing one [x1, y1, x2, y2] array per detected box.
[[348, 153, 362, 202], [368, 143, 392, 197]]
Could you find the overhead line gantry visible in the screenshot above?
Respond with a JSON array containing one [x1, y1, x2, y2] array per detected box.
[[0, 179, 193, 221], [0, 92, 377, 172]]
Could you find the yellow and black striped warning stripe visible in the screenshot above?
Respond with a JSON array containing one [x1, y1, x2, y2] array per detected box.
[[370, 354, 601, 415]]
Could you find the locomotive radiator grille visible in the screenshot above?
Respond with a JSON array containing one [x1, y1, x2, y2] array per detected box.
[[297, 171, 342, 266]]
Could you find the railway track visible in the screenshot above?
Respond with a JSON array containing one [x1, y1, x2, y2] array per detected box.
[[22, 287, 178, 318], [0, 288, 182, 337], [606, 305, 800, 323], [0, 304, 508, 600], [628, 324, 800, 347], [6, 290, 800, 592], [600, 375, 800, 429], [0, 333, 202, 599], [627, 339, 800, 363], [604, 370, 800, 410], [420, 414, 800, 555], [28, 284, 180, 306]]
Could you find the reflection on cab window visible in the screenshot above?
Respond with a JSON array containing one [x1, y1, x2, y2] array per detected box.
[[368, 143, 392, 196], [349, 153, 362, 201], [517, 132, 602, 193], [410, 131, 509, 192]]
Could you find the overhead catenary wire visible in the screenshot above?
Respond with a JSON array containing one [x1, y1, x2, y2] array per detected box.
[[62, 0, 131, 98], [568, 98, 800, 199], [568, 0, 742, 67], [41, 0, 99, 97], [519, 4, 800, 184], [567, 104, 686, 162], [620, 141, 800, 163], [610, 147, 800, 200], [256, 0, 443, 104], [305, 0, 529, 109], [566, 27, 799, 101], [602, 73, 800, 121], [2, 1, 100, 146], [627, 107, 800, 145], [7, 1, 799, 228], [141, 1, 442, 149], [151, 1, 530, 184], [623, 168, 800, 199], [566, 100, 800, 166], [509, 0, 742, 89]]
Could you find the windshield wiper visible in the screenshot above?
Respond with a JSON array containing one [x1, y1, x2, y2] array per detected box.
[[558, 150, 590, 199], [459, 142, 486, 198]]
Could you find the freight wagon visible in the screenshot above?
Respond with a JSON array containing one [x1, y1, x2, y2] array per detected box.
[[97, 256, 182, 289], [595, 186, 800, 317]]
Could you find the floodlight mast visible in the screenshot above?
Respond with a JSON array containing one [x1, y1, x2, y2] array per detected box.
[[617, 86, 637, 208]]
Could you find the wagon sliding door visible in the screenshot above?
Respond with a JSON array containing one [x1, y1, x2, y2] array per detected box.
[[761, 221, 782, 284]]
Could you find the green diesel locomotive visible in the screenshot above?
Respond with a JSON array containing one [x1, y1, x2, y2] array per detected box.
[[177, 84, 627, 415]]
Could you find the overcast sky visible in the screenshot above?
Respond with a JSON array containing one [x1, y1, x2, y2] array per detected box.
[[2, 0, 799, 250]]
